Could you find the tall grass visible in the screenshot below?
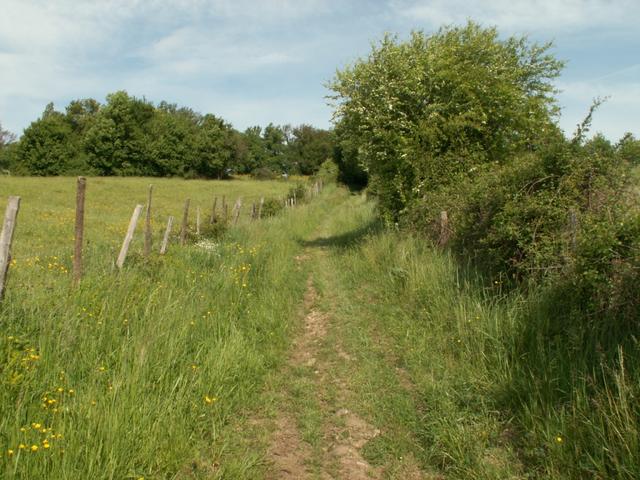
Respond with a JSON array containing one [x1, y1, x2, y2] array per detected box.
[[326, 221, 640, 478], [0, 177, 323, 478]]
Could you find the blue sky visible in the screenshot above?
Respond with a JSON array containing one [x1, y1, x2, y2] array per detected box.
[[1, 0, 638, 140]]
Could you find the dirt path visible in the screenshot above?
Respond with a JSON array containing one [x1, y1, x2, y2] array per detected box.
[[217, 194, 431, 480], [262, 195, 430, 480], [266, 271, 383, 479]]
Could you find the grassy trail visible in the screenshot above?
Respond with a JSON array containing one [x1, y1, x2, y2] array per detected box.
[[6, 182, 628, 478], [215, 191, 440, 479]]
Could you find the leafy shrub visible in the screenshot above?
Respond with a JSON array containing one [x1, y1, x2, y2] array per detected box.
[[316, 159, 339, 184], [260, 198, 284, 218]]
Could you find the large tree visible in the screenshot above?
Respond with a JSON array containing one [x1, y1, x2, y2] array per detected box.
[[16, 103, 77, 175], [329, 22, 564, 219], [288, 124, 334, 175], [84, 91, 155, 175]]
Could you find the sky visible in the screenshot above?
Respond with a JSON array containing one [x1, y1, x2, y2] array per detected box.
[[1, 0, 638, 141]]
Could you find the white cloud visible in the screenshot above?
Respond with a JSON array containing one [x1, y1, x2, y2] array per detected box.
[[0, 0, 637, 139], [390, 0, 640, 33], [139, 26, 300, 77], [557, 79, 640, 139]]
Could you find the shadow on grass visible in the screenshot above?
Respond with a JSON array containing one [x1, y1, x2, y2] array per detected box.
[[297, 218, 384, 250]]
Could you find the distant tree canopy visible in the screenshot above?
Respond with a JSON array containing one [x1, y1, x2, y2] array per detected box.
[[5, 91, 335, 178]]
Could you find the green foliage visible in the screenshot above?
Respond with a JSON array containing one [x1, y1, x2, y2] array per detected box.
[[287, 124, 334, 175], [617, 132, 640, 165], [10, 94, 336, 179], [0, 121, 16, 149], [146, 104, 199, 176], [84, 91, 155, 176], [0, 122, 17, 172], [192, 114, 235, 178], [316, 159, 339, 183], [260, 197, 284, 217], [16, 104, 78, 175], [328, 23, 640, 478], [333, 122, 368, 188], [329, 21, 563, 220], [288, 183, 307, 203], [193, 220, 228, 241]]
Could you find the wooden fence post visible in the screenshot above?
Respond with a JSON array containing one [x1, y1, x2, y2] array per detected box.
[[116, 204, 143, 269], [73, 177, 86, 285], [258, 197, 264, 219], [143, 184, 153, 257], [160, 216, 174, 255], [196, 207, 201, 235], [180, 199, 190, 245], [251, 202, 257, 220], [0, 196, 21, 301], [210, 196, 217, 224], [233, 198, 242, 225]]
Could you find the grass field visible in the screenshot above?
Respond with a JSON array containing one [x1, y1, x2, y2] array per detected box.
[[1, 178, 638, 479], [0, 176, 313, 478], [0, 176, 297, 257]]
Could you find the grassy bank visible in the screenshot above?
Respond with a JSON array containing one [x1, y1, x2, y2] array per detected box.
[[317, 207, 640, 479]]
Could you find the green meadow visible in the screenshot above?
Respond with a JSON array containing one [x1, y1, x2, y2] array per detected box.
[[1, 179, 639, 479], [0, 176, 307, 478]]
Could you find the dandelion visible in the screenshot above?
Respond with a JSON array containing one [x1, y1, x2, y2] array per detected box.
[[204, 395, 217, 404], [7, 449, 14, 456], [30, 445, 39, 452], [555, 436, 563, 444]]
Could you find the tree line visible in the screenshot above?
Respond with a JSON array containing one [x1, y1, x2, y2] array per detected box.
[[0, 91, 335, 178]]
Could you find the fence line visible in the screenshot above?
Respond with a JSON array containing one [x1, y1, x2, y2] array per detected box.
[[0, 178, 325, 297]]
